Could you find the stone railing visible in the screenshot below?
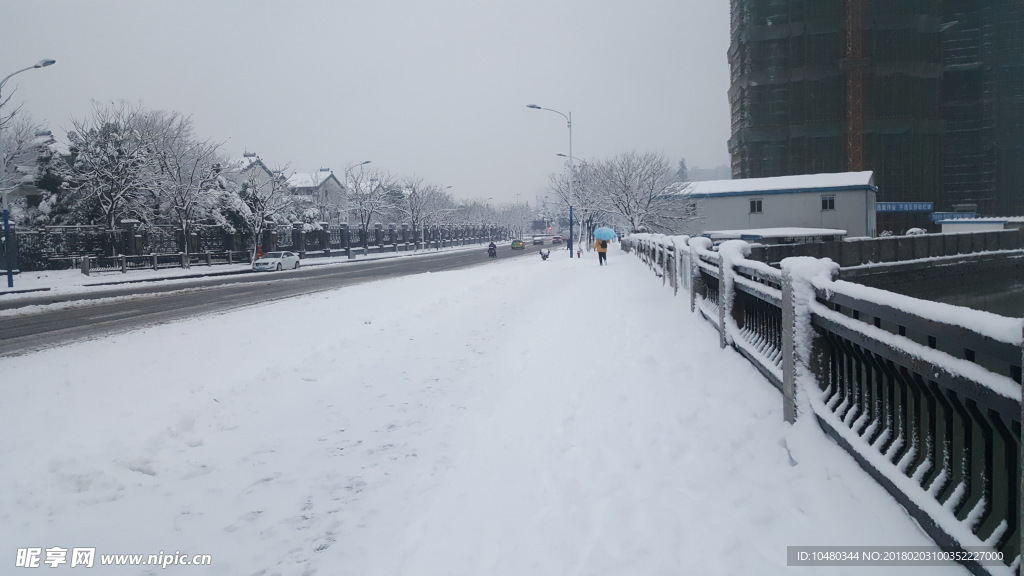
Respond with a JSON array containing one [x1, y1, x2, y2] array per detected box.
[[628, 233, 1022, 576]]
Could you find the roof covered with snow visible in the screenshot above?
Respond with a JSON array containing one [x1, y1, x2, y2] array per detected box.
[[223, 155, 277, 178], [287, 171, 337, 189], [229, 155, 259, 168], [936, 216, 1024, 224], [703, 227, 848, 240], [226, 155, 264, 171], [676, 171, 876, 198]]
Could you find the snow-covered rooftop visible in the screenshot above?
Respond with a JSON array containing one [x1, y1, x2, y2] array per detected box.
[[287, 171, 334, 189], [703, 227, 848, 240], [936, 216, 1024, 224], [223, 155, 279, 177], [227, 156, 260, 170], [678, 171, 875, 197]]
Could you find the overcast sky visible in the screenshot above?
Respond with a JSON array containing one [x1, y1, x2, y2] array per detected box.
[[3, 0, 731, 206]]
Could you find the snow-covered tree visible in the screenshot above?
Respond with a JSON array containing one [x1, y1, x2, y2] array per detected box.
[[56, 101, 161, 231], [399, 176, 457, 235], [676, 157, 688, 181], [221, 155, 293, 260], [0, 116, 47, 198], [590, 151, 696, 234], [0, 116, 58, 230], [451, 199, 498, 233], [148, 112, 225, 257], [547, 160, 606, 248], [495, 202, 533, 239], [347, 167, 399, 247]]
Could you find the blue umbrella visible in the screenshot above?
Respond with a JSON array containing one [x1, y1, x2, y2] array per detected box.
[[593, 227, 616, 241]]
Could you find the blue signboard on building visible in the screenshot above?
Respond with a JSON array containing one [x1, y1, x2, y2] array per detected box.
[[876, 202, 934, 213]]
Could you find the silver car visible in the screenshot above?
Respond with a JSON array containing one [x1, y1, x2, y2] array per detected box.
[[252, 251, 301, 271]]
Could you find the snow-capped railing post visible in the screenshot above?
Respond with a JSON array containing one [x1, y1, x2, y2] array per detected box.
[[689, 238, 701, 313], [659, 239, 667, 282], [717, 252, 728, 349], [780, 258, 839, 424], [666, 242, 677, 293], [671, 236, 690, 297], [341, 224, 353, 260], [781, 268, 797, 423]]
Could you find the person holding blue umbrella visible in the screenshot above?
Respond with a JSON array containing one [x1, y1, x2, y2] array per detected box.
[[593, 227, 616, 266]]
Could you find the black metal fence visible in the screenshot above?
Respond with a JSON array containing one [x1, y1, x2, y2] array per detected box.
[[73, 251, 252, 274], [271, 223, 508, 255], [9, 222, 510, 272], [628, 233, 1022, 576]]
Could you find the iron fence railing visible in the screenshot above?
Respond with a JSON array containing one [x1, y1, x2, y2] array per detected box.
[[628, 233, 1022, 576], [71, 251, 252, 275], [12, 222, 513, 272], [810, 281, 1020, 572]]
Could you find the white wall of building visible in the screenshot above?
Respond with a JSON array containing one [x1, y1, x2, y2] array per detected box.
[[692, 189, 876, 237], [940, 220, 1012, 233]]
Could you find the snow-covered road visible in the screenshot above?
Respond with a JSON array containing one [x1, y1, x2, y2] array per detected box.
[[0, 249, 966, 575]]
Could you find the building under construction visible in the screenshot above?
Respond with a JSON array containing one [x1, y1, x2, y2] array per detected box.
[[728, 0, 1023, 233]]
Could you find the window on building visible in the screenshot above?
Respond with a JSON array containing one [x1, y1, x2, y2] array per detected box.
[[750, 199, 763, 214], [821, 195, 835, 211]]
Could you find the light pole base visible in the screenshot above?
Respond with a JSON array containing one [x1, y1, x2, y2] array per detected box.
[[568, 205, 574, 259], [3, 207, 13, 288]]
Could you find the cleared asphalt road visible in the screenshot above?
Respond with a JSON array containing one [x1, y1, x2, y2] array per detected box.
[[0, 243, 554, 357]]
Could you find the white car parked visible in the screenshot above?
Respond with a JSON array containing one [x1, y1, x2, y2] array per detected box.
[[252, 251, 301, 271]]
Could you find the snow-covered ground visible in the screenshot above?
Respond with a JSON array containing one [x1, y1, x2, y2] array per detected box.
[[0, 249, 967, 575]]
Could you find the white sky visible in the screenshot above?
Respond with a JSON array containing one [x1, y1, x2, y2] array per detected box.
[[2, 0, 732, 206], [0, 248, 969, 575]]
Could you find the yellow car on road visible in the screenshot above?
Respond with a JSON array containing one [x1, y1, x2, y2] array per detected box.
[[511, 239, 525, 250]]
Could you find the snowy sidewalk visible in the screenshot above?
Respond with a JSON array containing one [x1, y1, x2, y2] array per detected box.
[[0, 250, 965, 575]]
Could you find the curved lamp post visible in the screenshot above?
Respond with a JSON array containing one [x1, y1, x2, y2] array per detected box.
[[1, 58, 56, 288], [339, 160, 370, 258], [557, 153, 588, 248], [343, 160, 371, 222], [527, 104, 574, 258]]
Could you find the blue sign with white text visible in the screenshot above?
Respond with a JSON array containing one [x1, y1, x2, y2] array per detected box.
[[876, 202, 934, 213]]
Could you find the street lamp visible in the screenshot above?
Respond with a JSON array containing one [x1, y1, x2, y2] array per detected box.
[[343, 160, 371, 222], [1, 58, 56, 288], [527, 104, 574, 258], [557, 153, 588, 248]]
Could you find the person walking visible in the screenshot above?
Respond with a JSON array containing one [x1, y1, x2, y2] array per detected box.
[[594, 236, 608, 266]]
